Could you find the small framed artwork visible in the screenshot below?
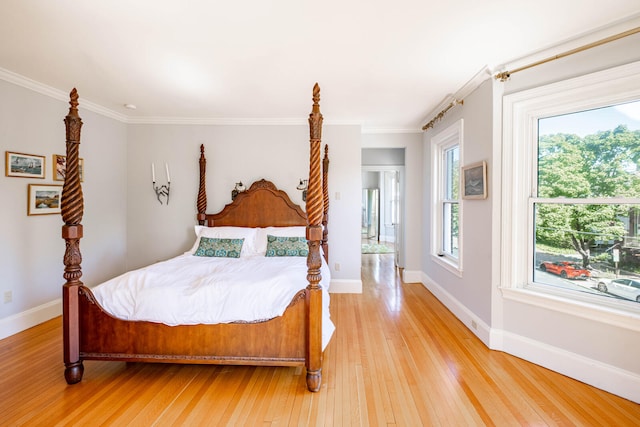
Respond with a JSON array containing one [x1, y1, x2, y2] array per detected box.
[[462, 161, 487, 200], [5, 151, 46, 178], [53, 154, 84, 182], [28, 184, 63, 215]]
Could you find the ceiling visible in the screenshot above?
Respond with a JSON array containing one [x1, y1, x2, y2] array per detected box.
[[1, 1, 639, 132]]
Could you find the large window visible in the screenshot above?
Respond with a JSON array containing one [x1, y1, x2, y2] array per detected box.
[[502, 61, 640, 319], [431, 120, 463, 274], [534, 102, 640, 303]]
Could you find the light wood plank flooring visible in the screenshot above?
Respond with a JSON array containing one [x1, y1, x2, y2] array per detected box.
[[1, 254, 639, 426]]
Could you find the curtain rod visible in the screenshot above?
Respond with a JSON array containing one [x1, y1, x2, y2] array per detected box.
[[495, 26, 640, 82], [421, 99, 464, 131]]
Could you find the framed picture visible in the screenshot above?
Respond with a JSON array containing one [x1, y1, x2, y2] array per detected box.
[[28, 184, 63, 215], [5, 151, 46, 178], [462, 161, 487, 200], [53, 154, 84, 182]]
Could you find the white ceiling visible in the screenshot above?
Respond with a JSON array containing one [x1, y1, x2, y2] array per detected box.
[[1, 1, 639, 132]]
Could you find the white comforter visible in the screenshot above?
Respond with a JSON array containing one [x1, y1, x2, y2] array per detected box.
[[92, 254, 335, 349]]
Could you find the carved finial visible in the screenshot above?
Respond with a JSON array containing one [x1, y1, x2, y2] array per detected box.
[[200, 144, 205, 155], [69, 88, 79, 114], [309, 84, 323, 141], [324, 144, 329, 156], [312, 83, 320, 107]]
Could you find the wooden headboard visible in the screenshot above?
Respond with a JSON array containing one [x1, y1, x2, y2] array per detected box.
[[203, 179, 307, 227], [195, 85, 329, 262]]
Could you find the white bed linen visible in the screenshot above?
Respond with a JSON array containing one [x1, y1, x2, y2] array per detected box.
[[91, 254, 335, 349]]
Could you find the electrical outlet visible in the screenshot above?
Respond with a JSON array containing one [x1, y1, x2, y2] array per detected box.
[[4, 291, 12, 304], [471, 320, 477, 330], [334, 263, 340, 271]]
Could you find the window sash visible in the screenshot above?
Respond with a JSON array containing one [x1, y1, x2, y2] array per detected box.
[[431, 119, 463, 273], [501, 60, 640, 324]]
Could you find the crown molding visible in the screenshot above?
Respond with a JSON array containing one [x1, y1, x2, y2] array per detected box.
[[0, 67, 128, 122], [0, 68, 370, 128], [420, 65, 493, 130], [361, 127, 422, 134]]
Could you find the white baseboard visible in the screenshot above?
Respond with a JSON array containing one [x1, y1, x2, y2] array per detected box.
[[329, 279, 362, 293], [420, 271, 640, 404], [420, 272, 491, 346], [402, 270, 422, 283], [0, 299, 61, 340], [493, 329, 640, 404]]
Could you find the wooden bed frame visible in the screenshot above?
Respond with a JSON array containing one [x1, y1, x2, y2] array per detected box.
[[61, 84, 329, 392]]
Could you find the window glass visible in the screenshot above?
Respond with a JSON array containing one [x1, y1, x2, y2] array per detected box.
[[443, 146, 459, 258], [534, 100, 640, 304]]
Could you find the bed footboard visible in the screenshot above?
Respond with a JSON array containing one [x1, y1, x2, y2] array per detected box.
[[77, 287, 309, 364]]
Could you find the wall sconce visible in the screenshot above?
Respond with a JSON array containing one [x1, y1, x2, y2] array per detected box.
[[231, 181, 246, 200], [152, 162, 171, 205], [297, 179, 308, 201]]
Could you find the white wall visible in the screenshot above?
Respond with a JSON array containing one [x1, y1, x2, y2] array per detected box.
[[422, 79, 494, 329], [125, 123, 363, 288], [422, 29, 640, 402], [0, 78, 362, 339], [0, 81, 128, 338]]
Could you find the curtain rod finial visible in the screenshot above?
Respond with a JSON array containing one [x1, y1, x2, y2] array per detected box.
[[495, 71, 511, 82]]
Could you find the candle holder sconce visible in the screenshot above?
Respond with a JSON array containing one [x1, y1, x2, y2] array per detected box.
[[153, 181, 171, 205], [152, 163, 171, 205]]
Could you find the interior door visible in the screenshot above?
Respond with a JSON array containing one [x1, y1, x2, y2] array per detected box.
[[384, 170, 401, 267]]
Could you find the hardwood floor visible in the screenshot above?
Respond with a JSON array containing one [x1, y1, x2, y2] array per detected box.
[[1, 254, 639, 426]]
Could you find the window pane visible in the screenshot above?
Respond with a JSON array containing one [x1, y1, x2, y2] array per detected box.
[[534, 203, 640, 303], [538, 100, 640, 199], [535, 100, 640, 304], [444, 146, 459, 200], [443, 201, 459, 258]]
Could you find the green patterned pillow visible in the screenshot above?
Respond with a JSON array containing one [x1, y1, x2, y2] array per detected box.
[[193, 237, 244, 258], [265, 235, 308, 257]]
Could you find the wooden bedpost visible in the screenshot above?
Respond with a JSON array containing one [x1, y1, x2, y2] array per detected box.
[[61, 88, 85, 384], [305, 83, 324, 392], [322, 144, 330, 262], [197, 144, 207, 225]]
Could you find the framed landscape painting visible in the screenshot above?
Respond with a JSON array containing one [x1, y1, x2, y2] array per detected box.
[[462, 161, 487, 200], [5, 151, 46, 178], [28, 184, 62, 215], [53, 154, 84, 182]]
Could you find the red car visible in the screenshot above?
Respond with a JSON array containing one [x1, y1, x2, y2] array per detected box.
[[539, 261, 591, 279]]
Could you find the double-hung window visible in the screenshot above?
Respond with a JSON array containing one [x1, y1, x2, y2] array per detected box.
[[431, 120, 463, 274], [502, 61, 640, 318]]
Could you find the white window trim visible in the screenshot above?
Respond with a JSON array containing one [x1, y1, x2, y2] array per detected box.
[[501, 60, 640, 331], [431, 119, 463, 276]]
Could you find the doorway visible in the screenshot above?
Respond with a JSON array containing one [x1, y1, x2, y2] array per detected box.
[[361, 166, 404, 267]]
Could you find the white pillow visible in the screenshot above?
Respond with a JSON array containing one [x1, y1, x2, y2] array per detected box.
[[189, 226, 260, 257], [255, 226, 308, 255]]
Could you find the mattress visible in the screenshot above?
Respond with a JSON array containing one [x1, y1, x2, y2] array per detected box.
[[91, 253, 335, 349]]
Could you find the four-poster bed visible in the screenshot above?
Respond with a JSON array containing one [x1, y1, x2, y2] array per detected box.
[[61, 84, 331, 392]]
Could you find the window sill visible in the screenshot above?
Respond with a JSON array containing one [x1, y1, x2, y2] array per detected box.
[[431, 254, 463, 277], [500, 285, 640, 332]]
